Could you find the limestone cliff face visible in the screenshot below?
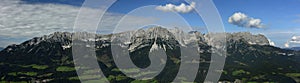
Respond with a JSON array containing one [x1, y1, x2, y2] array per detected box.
[[226, 32, 270, 45]]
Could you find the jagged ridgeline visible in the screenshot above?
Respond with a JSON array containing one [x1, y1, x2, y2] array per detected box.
[[0, 27, 300, 83]]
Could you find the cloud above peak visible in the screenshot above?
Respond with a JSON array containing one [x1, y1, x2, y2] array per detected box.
[[228, 12, 264, 28], [268, 39, 276, 46], [156, 2, 195, 13], [285, 35, 300, 48]]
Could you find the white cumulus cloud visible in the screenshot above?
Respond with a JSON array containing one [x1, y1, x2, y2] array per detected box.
[[285, 43, 290, 48], [156, 2, 195, 13], [228, 12, 264, 28], [268, 39, 276, 46], [285, 35, 300, 48]]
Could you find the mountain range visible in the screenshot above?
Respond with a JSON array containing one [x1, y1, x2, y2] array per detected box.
[[0, 27, 299, 83], [287, 47, 300, 51]]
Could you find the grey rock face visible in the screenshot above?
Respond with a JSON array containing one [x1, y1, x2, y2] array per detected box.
[[226, 32, 270, 45], [128, 27, 179, 52]]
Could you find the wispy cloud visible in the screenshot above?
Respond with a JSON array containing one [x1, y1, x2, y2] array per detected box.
[[0, 0, 156, 47], [228, 12, 264, 28], [156, 2, 195, 13]]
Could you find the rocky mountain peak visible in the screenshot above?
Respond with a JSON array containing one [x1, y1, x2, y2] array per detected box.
[[226, 32, 270, 45], [135, 27, 175, 40], [127, 27, 179, 52]]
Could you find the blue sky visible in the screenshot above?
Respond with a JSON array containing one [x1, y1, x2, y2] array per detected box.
[[0, 0, 300, 48], [105, 0, 300, 47], [214, 0, 300, 47]]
